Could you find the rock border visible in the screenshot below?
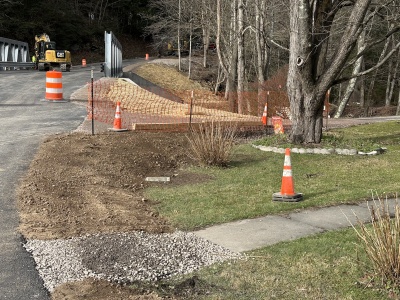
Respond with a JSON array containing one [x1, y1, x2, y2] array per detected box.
[[252, 144, 387, 156]]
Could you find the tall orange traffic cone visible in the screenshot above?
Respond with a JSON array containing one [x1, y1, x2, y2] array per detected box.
[[109, 101, 128, 132], [273, 148, 303, 202], [261, 103, 268, 126]]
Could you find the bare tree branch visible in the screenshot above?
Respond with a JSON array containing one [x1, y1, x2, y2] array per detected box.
[[333, 40, 400, 85]]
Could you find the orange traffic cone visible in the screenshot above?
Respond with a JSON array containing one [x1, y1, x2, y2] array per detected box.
[[261, 103, 268, 126], [109, 102, 128, 132], [273, 148, 303, 202]]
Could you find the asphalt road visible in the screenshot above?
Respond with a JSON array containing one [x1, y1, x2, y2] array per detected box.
[[0, 64, 103, 299]]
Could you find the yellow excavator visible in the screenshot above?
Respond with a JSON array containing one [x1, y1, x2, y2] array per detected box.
[[34, 33, 71, 72]]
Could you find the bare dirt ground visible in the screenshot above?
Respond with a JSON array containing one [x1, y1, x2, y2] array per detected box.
[[17, 132, 195, 240]]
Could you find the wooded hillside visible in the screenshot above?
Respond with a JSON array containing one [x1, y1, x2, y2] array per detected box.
[[0, 0, 149, 52]]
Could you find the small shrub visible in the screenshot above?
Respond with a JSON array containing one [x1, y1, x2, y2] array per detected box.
[[186, 122, 237, 167], [352, 196, 400, 294]]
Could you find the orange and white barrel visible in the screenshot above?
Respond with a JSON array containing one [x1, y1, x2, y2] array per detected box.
[[82, 58, 87, 67], [45, 71, 63, 101]]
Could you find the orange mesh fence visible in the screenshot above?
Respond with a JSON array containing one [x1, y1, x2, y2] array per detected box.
[[86, 77, 291, 133]]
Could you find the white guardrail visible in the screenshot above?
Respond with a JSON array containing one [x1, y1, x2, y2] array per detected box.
[[0, 36, 34, 70], [104, 31, 123, 78]]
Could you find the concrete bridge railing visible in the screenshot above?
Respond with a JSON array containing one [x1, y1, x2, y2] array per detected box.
[[0, 37, 34, 70], [104, 31, 122, 78]]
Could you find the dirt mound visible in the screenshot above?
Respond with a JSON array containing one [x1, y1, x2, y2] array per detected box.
[[52, 276, 217, 300], [17, 131, 197, 240], [52, 279, 163, 300]]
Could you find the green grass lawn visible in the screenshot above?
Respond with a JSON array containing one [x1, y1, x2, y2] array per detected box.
[[173, 228, 388, 299], [146, 121, 400, 231]]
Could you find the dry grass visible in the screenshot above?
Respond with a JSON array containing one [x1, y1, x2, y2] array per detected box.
[[186, 122, 237, 167], [105, 78, 260, 122], [352, 196, 400, 293], [135, 63, 204, 91], [135, 62, 232, 111]]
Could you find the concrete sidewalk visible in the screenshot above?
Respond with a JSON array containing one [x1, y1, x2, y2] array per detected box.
[[194, 199, 398, 252]]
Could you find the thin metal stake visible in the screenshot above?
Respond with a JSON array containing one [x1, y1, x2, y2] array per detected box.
[[91, 69, 94, 135], [189, 90, 193, 131]]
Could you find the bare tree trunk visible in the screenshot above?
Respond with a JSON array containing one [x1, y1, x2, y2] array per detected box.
[[365, 34, 391, 108], [226, 44, 238, 112], [265, 9, 274, 79], [188, 24, 193, 78], [255, 0, 267, 116], [287, 0, 309, 144], [217, 0, 238, 113], [334, 29, 365, 118], [397, 57, 400, 115], [177, 0, 182, 71], [237, 0, 245, 114], [214, 64, 225, 94], [288, 0, 371, 144], [360, 60, 365, 107], [397, 81, 400, 115], [385, 40, 394, 107], [386, 46, 400, 106], [201, 0, 211, 68]]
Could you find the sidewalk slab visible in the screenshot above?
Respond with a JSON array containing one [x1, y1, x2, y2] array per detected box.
[[194, 215, 324, 252], [194, 201, 400, 253], [288, 205, 372, 231], [359, 198, 399, 216]]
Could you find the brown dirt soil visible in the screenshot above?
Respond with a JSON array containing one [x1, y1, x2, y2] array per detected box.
[[52, 279, 163, 300], [53, 276, 217, 300], [17, 132, 198, 240]]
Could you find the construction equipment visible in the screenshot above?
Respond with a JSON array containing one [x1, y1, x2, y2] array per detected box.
[[34, 33, 71, 72], [166, 40, 189, 56]]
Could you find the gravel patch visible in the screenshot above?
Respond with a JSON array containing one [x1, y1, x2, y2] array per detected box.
[[24, 231, 242, 292]]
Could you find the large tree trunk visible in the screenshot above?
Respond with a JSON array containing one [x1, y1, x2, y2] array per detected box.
[[287, 1, 322, 144], [287, 0, 371, 144]]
